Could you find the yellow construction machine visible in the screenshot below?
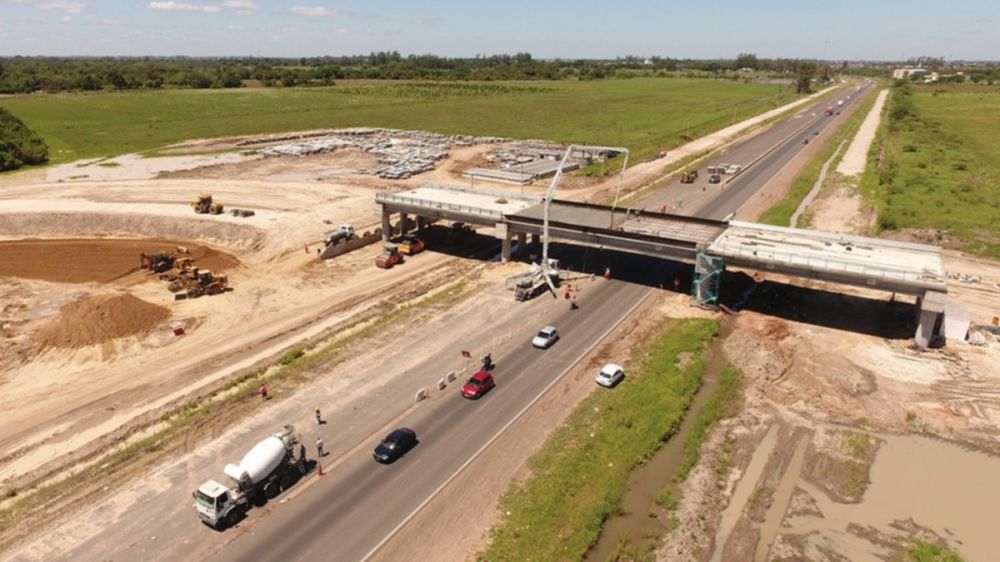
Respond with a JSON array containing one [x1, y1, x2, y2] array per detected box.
[[192, 194, 224, 215]]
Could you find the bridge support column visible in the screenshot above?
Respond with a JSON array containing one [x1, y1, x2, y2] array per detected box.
[[501, 236, 512, 262], [914, 291, 947, 348], [530, 233, 539, 245], [381, 207, 391, 242], [416, 216, 426, 231], [516, 232, 526, 250], [399, 213, 409, 236]]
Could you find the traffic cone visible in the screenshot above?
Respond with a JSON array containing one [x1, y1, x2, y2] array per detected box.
[[317, 462, 324, 476]]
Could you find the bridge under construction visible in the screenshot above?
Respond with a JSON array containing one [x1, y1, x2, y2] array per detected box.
[[376, 183, 949, 346]]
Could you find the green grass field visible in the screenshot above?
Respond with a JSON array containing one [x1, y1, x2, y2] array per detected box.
[[872, 84, 1000, 257], [0, 79, 792, 165], [481, 318, 719, 562]]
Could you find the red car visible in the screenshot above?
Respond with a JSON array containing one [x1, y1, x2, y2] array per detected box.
[[461, 370, 495, 399]]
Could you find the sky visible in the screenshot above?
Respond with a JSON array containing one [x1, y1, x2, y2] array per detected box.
[[0, 0, 997, 60]]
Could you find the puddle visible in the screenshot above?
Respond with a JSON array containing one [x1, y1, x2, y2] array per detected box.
[[710, 424, 780, 562], [754, 434, 808, 561], [782, 434, 1000, 561], [584, 329, 728, 562]]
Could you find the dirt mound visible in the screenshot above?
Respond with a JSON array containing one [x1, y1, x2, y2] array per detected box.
[[32, 293, 170, 349], [0, 238, 239, 284]]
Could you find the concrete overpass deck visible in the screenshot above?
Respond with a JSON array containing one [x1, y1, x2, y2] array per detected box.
[[712, 222, 947, 294], [376, 183, 946, 297], [375, 183, 540, 226]]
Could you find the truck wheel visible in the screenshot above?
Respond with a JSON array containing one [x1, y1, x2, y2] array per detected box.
[[264, 481, 279, 499], [282, 471, 296, 491]]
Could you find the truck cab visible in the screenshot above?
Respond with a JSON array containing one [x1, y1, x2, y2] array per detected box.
[[193, 479, 238, 528]]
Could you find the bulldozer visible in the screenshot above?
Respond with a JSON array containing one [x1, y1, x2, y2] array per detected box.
[[140, 251, 175, 273], [174, 269, 229, 300], [140, 247, 191, 274], [192, 194, 224, 215]]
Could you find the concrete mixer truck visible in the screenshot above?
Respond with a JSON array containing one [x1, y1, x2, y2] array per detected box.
[[192, 425, 307, 529]]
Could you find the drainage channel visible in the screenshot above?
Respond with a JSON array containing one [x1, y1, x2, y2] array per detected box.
[[584, 325, 731, 561]]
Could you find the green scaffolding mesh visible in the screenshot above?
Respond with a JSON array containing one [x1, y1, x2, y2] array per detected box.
[[691, 253, 724, 306]]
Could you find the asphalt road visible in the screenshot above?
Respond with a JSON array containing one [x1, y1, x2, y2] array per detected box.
[[636, 82, 871, 220], [216, 280, 653, 561]]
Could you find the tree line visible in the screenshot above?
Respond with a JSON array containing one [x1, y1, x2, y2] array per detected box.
[[0, 53, 844, 93], [0, 107, 48, 171]]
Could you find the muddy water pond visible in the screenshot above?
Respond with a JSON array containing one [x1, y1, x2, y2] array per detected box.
[[782, 434, 1000, 561], [583, 340, 727, 561]]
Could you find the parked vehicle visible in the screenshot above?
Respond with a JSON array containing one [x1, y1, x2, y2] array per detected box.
[[373, 428, 418, 463], [323, 224, 355, 245], [192, 425, 306, 529], [708, 174, 721, 184], [375, 242, 404, 269], [679, 170, 699, 184], [596, 364, 625, 388], [532, 326, 559, 349], [462, 370, 495, 399], [448, 222, 476, 244], [716, 163, 733, 174], [725, 164, 742, 175], [397, 235, 425, 255]]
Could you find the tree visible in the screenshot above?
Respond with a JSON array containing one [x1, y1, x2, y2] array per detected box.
[[796, 62, 817, 93], [735, 52, 759, 70], [0, 107, 48, 171]]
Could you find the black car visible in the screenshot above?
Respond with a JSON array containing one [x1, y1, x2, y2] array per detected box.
[[373, 427, 417, 463], [708, 174, 721, 184]]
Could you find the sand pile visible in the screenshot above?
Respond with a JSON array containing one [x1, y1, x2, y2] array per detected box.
[[33, 293, 170, 349]]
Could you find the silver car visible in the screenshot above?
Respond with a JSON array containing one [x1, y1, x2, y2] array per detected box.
[[596, 364, 625, 387], [531, 326, 559, 349]]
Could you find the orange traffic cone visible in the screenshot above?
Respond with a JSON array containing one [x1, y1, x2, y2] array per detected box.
[[317, 462, 324, 476]]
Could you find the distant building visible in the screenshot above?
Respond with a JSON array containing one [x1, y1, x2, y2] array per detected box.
[[892, 67, 927, 80]]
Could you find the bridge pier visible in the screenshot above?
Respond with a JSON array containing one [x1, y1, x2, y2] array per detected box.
[[381, 206, 391, 242], [914, 291, 947, 348], [399, 213, 409, 236], [517, 232, 526, 249], [416, 216, 427, 231]]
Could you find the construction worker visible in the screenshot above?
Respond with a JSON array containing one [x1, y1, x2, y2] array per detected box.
[[299, 444, 307, 463], [316, 437, 325, 457], [674, 277, 681, 292], [482, 353, 493, 371], [315, 407, 323, 425], [571, 294, 579, 310], [604, 267, 611, 280], [259, 383, 268, 401]]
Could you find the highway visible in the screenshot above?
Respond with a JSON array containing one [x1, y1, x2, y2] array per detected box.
[[636, 82, 871, 220], [8, 82, 871, 562], [216, 279, 653, 561]]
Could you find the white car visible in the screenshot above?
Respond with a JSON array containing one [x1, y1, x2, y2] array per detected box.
[[532, 326, 559, 349], [596, 364, 625, 387]]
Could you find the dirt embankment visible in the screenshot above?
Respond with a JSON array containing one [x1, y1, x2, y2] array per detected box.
[[32, 293, 170, 349], [0, 238, 239, 284]]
